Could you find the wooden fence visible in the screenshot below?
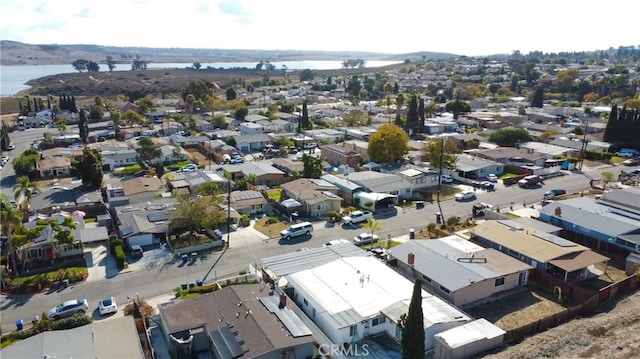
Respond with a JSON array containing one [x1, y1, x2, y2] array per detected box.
[[503, 271, 638, 344]]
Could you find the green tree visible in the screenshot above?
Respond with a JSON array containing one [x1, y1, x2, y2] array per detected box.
[[234, 106, 249, 121], [12, 176, 40, 211], [406, 94, 419, 134], [225, 87, 237, 101], [75, 147, 103, 189], [421, 139, 459, 169], [1, 122, 11, 151], [169, 194, 224, 239], [106, 55, 116, 72], [71, 59, 88, 72], [530, 86, 544, 108], [342, 109, 365, 127], [298, 100, 312, 131], [152, 161, 165, 178], [395, 93, 405, 126], [78, 109, 89, 144], [56, 119, 67, 135], [444, 99, 471, 120], [193, 182, 220, 197], [399, 279, 425, 359], [556, 68, 580, 93], [121, 110, 143, 126], [12, 148, 40, 177], [488, 127, 532, 146], [1, 193, 26, 275], [302, 153, 322, 179], [137, 137, 162, 162], [361, 217, 381, 240], [367, 123, 409, 163], [300, 69, 315, 82]]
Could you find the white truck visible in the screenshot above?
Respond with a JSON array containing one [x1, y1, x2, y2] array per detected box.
[[341, 210, 373, 225]]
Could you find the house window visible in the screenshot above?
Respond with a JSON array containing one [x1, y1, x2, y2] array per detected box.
[[495, 277, 505, 287], [480, 168, 485, 173], [349, 325, 357, 337], [28, 248, 44, 258], [317, 204, 325, 211], [252, 204, 262, 210], [303, 298, 308, 306], [372, 316, 386, 326], [422, 274, 432, 282], [440, 285, 450, 294]]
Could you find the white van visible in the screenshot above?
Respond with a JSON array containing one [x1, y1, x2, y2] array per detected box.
[[280, 222, 313, 240]]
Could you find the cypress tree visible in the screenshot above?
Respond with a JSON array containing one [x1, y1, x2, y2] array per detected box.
[[400, 279, 425, 359], [406, 95, 418, 134], [418, 98, 425, 134], [78, 109, 89, 144], [604, 104, 617, 142], [531, 87, 544, 108]]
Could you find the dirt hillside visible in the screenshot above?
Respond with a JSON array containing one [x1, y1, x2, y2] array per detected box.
[[481, 292, 640, 359]]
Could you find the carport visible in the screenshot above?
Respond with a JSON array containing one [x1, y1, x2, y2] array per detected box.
[[354, 192, 397, 213]]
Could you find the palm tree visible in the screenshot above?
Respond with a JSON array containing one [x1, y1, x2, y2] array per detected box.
[[13, 176, 40, 212], [1, 194, 24, 275], [362, 217, 381, 242]]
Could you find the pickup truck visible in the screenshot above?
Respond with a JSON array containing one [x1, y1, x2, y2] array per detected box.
[[341, 210, 373, 225]]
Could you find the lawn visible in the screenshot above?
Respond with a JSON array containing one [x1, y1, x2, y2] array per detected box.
[[253, 216, 288, 238], [8, 260, 88, 293], [266, 188, 282, 201], [168, 232, 217, 250]]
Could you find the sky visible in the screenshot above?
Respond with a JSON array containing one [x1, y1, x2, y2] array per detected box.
[[1, 0, 638, 57]]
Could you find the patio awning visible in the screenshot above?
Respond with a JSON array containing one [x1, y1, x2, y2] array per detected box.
[[280, 199, 302, 208], [548, 250, 610, 273]]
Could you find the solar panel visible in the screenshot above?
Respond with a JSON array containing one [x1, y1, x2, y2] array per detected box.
[[120, 226, 134, 237], [147, 212, 168, 222], [210, 325, 243, 359], [533, 232, 577, 247], [231, 192, 262, 202]]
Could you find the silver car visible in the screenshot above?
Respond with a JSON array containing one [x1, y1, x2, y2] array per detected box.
[[48, 299, 89, 320]]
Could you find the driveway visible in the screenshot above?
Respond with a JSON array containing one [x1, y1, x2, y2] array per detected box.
[[84, 243, 119, 281]]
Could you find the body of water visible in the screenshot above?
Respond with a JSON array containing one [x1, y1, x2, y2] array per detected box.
[[0, 60, 400, 97]]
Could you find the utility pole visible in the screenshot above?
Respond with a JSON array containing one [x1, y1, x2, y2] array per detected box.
[[578, 117, 590, 171], [436, 138, 445, 224], [227, 177, 231, 248]]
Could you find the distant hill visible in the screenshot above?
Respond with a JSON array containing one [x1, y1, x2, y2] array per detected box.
[[0, 40, 458, 66]]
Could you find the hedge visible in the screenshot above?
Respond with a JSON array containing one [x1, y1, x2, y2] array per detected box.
[[113, 244, 126, 270]]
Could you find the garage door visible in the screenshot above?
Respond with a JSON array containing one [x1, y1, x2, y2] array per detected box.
[[127, 234, 155, 248]]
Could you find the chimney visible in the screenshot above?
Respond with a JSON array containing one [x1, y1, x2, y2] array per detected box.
[[278, 293, 287, 309], [554, 207, 562, 217], [408, 253, 415, 266]]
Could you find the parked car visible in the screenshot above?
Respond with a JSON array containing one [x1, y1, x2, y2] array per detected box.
[[230, 157, 244, 164], [182, 164, 197, 172], [48, 299, 89, 320], [280, 221, 313, 240], [622, 158, 640, 166], [7, 143, 15, 150], [98, 297, 118, 316], [441, 175, 453, 184], [130, 245, 144, 258], [353, 233, 379, 246], [487, 174, 498, 182], [135, 169, 151, 177], [212, 229, 224, 240], [544, 188, 567, 199], [454, 190, 476, 201], [472, 202, 494, 217], [518, 175, 542, 188]]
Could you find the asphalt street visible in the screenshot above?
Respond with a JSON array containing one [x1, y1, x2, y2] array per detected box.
[[1, 127, 636, 333]]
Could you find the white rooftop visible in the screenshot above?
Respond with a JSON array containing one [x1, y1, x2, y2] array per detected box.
[[287, 256, 469, 327], [435, 318, 505, 348]]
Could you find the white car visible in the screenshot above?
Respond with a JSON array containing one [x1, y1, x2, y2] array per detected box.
[[441, 175, 453, 184], [353, 233, 379, 246], [98, 297, 117, 316], [487, 174, 498, 182], [455, 190, 476, 201], [323, 239, 351, 247]]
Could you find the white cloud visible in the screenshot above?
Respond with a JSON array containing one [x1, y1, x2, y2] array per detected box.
[[1, 0, 638, 56]]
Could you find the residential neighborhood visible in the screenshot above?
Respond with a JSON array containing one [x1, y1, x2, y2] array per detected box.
[[1, 47, 640, 359]]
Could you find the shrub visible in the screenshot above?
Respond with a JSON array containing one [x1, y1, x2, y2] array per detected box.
[[113, 244, 126, 270], [239, 214, 250, 227], [427, 223, 436, 232], [446, 216, 460, 227], [267, 216, 279, 224], [238, 269, 247, 275], [110, 238, 123, 255], [326, 210, 337, 218], [363, 200, 374, 207], [52, 313, 92, 330]]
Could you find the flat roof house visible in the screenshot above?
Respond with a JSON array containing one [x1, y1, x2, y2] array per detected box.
[[157, 283, 315, 359], [285, 256, 471, 351], [389, 235, 533, 307]]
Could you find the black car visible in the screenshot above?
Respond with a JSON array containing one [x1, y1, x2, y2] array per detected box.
[[544, 188, 567, 199]]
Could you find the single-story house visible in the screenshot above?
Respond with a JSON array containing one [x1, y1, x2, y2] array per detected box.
[[229, 190, 272, 216], [280, 178, 342, 218], [233, 133, 272, 153], [101, 148, 139, 171], [157, 283, 315, 359], [389, 235, 533, 306], [114, 199, 177, 248]]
